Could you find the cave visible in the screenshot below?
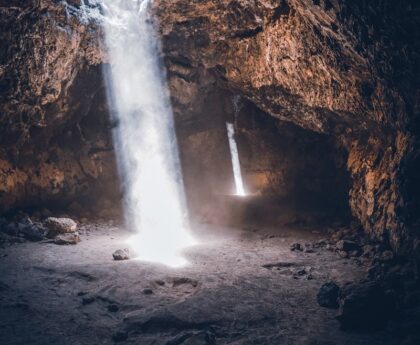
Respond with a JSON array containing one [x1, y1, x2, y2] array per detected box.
[[1, 1, 419, 344]]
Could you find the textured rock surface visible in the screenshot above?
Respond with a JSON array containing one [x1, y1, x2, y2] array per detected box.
[[54, 232, 81, 245], [0, 1, 419, 257], [154, 0, 420, 255], [44, 217, 77, 236], [0, 1, 117, 213]]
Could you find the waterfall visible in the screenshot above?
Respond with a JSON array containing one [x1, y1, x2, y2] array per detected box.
[[100, 0, 194, 267], [226, 122, 246, 196]]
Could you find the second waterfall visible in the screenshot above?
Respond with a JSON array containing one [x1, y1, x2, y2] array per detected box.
[[101, 0, 194, 266]]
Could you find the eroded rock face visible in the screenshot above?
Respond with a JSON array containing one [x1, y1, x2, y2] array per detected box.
[[154, 0, 420, 254], [0, 1, 117, 213], [0, 1, 419, 257]]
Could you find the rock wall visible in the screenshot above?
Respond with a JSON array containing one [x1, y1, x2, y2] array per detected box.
[[0, 1, 118, 213], [155, 0, 420, 254]]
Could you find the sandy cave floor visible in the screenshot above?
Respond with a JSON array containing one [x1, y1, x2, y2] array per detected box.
[[0, 222, 399, 345]]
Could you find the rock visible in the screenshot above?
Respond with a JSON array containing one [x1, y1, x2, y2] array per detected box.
[[317, 282, 340, 309], [54, 232, 81, 245], [19, 224, 47, 242], [143, 288, 154, 295], [0, 232, 25, 244], [112, 249, 130, 261], [336, 240, 359, 253], [293, 268, 308, 278], [45, 217, 77, 237], [336, 281, 396, 331], [290, 243, 303, 252], [304, 243, 315, 253]]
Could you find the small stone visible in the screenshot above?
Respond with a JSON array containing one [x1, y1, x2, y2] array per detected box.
[[112, 249, 130, 261], [304, 243, 315, 253], [54, 232, 80, 245], [143, 288, 153, 295], [317, 282, 340, 309], [107, 304, 119, 312], [336, 240, 359, 252], [294, 268, 307, 277], [290, 243, 303, 251], [155, 279, 165, 286], [45, 217, 77, 237]]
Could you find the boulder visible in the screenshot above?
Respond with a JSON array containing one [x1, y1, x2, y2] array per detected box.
[[112, 249, 130, 261], [44, 217, 77, 237], [317, 282, 340, 309], [336, 281, 396, 331], [54, 232, 81, 245]]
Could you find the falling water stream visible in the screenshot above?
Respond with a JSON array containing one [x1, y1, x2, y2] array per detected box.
[[226, 123, 246, 196], [99, 0, 194, 267]]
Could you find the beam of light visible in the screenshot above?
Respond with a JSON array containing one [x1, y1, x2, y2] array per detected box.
[[226, 122, 246, 196], [99, 0, 195, 267]]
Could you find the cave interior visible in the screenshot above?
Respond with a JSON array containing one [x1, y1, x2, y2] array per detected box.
[[0, 1, 419, 345]]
